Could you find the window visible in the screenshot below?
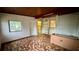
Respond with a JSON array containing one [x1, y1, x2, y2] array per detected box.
[[37, 20, 42, 34], [42, 18, 49, 34], [49, 19, 56, 34], [50, 20, 56, 28], [8, 20, 22, 32]]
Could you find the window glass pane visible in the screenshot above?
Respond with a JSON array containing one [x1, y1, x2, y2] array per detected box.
[[37, 20, 42, 34], [49, 19, 56, 34], [50, 20, 56, 28], [42, 18, 49, 34], [9, 21, 22, 32]]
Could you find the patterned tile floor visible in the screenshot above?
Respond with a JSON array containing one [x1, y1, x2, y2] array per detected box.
[[1, 34, 67, 51]]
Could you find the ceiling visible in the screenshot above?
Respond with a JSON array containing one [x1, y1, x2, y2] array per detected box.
[[0, 7, 79, 18]]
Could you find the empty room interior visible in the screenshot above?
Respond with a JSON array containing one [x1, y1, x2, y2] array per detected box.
[[0, 7, 79, 51]]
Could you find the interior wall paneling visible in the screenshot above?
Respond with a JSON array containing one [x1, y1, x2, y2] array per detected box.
[[0, 13, 37, 43], [0, 18, 1, 49], [55, 12, 79, 37]]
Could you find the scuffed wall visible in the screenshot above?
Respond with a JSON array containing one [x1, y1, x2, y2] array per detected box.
[[0, 13, 37, 43]]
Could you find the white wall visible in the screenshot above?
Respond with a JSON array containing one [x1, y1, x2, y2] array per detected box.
[[0, 19, 1, 49], [55, 12, 79, 37], [0, 13, 37, 43], [29, 20, 37, 36]]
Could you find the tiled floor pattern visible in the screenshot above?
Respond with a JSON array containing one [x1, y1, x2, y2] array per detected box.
[[2, 34, 67, 51]]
